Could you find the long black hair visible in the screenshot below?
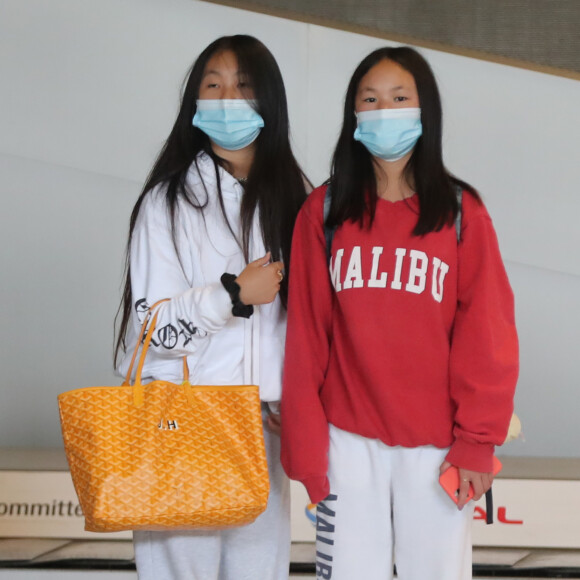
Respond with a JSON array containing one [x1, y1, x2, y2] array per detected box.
[[115, 35, 309, 365], [327, 46, 478, 233]]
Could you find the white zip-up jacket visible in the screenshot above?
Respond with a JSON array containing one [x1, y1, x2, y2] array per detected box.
[[117, 152, 285, 402]]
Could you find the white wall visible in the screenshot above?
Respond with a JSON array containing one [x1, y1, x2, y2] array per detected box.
[[1, 0, 578, 454]]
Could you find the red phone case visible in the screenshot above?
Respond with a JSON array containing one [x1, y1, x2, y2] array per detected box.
[[439, 456, 502, 504]]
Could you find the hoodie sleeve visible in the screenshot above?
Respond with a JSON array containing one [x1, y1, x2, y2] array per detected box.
[[281, 187, 333, 504], [127, 191, 233, 358], [446, 194, 519, 472]]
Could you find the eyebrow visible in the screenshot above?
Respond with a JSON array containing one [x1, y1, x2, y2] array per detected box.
[[358, 85, 407, 93], [202, 69, 243, 79]]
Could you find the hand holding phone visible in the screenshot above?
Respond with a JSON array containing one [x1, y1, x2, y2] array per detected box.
[[439, 456, 502, 505]]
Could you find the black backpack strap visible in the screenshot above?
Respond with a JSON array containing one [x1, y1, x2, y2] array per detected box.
[[323, 184, 336, 264], [485, 488, 494, 524], [454, 185, 463, 243], [453, 183, 497, 522]]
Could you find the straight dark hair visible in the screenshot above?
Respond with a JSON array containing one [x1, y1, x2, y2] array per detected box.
[[114, 35, 309, 365], [327, 46, 479, 233]]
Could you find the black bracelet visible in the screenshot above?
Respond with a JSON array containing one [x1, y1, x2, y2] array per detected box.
[[220, 273, 254, 318]]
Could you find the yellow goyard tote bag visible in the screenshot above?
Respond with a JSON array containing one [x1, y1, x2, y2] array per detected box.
[[57, 303, 269, 532]]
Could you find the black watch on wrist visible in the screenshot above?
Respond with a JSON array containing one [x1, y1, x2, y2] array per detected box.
[[220, 273, 254, 318]]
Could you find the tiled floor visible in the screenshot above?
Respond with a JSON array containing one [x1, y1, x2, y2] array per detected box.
[[290, 543, 580, 578], [0, 570, 576, 579], [1, 539, 580, 578]]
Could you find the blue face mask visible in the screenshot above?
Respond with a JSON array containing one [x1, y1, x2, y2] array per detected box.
[[354, 107, 422, 161], [192, 99, 264, 151]]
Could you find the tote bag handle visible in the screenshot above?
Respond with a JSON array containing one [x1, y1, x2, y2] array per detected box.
[[122, 299, 169, 387], [121, 299, 190, 407]]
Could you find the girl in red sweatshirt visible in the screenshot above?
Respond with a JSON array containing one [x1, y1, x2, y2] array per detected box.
[[281, 46, 518, 580]]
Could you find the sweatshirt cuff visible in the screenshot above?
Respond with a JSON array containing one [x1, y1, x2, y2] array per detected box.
[[301, 475, 330, 505], [200, 282, 234, 327], [446, 438, 495, 473]]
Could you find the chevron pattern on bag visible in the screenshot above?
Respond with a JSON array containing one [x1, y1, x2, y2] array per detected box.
[[58, 381, 269, 532]]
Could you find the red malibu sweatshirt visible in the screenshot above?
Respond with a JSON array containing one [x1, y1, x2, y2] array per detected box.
[[281, 185, 518, 504]]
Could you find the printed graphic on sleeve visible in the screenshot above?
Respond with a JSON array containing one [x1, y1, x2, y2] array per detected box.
[[178, 319, 208, 344], [134, 299, 208, 350], [157, 324, 178, 349], [135, 298, 160, 347], [135, 298, 150, 323]]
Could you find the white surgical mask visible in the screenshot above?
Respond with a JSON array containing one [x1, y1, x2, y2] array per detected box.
[[192, 99, 264, 150], [354, 107, 422, 161]]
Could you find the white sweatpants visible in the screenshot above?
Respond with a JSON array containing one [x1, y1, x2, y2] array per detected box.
[[133, 425, 290, 580], [315, 425, 474, 580]]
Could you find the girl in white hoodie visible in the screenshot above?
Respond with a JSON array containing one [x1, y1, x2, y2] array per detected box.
[[115, 35, 309, 580]]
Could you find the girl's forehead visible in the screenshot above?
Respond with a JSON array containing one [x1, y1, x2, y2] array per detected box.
[[203, 50, 239, 75], [358, 60, 416, 91]]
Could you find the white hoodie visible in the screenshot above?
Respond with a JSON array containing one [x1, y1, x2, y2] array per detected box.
[[117, 152, 285, 402]]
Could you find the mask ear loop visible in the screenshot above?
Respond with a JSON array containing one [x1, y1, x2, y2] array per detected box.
[[353, 110, 361, 134]]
